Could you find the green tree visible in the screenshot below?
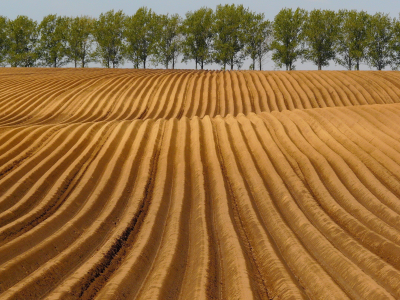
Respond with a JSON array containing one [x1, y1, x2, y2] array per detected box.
[[335, 10, 370, 70], [124, 7, 158, 69], [152, 14, 182, 69], [66, 16, 95, 68], [244, 12, 272, 70], [7, 15, 38, 67], [271, 8, 307, 70], [303, 9, 339, 70], [366, 12, 394, 70], [181, 7, 214, 69], [0, 16, 8, 66], [93, 10, 125, 68], [213, 4, 249, 70], [37, 14, 69, 67]]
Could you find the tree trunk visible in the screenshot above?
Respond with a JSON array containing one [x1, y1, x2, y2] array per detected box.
[[356, 60, 360, 71], [318, 61, 321, 70], [259, 56, 262, 71], [75, 59, 77, 68], [253, 57, 255, 70], [172, 57, 175, 69], [195, 57, 198, 70], [144, 60, 146, 69], [230, 58, 233, 70], [201, 60, 204, 70]]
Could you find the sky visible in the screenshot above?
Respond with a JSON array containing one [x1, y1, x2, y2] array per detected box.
[[3, 0, 400, 70]]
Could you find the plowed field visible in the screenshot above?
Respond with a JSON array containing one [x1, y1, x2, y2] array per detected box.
[[0, 69, 400, 299]]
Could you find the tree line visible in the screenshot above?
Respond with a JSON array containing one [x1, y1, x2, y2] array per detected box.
[[1, 6, 400, 70]]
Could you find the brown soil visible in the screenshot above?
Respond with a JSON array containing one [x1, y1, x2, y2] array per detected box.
[[0, 69, 399, 299]]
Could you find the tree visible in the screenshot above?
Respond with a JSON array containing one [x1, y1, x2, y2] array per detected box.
[[303, 9, 339, 70], [93, 10, 125, 68], [152, 14, 182, 69], [124, 7, 158, 69], [213, 4, 249, 70], [271, 8, 307, 70], [66, 16, 95, 68], [304, 9, 339, 70], [243, 12, 272, 70], [7, 16, 38, 67], [37, 14, 69, 67], [181, 7, 214, 69], [0, 16, 8, 66], [365, 12, 394, 70], [335, 10, 370, 70]]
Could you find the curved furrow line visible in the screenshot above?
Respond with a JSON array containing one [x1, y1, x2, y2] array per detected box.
[[344, 72, 386, 105], [133, 118, 191, 300], [318, 72, 353, 107], [230, 71, 246, 115], [264, 72, 287, 111], [159, 71, 188, 119], [271, 72, 296, 110], [165, 71, 191, 119], [336, 107, 400, 150], [102, 74, 149, 121], [204, 71, 218, 118], [249, 72, 270, 113], [198, 116, 254, 299], [63, 74, 137, 123], [284, 111, 400, 237], [0, 79, 79, 125], [333, 72, 369, 106], [219, 115, 307, 299], [0, 123, 86, 214], [305, 108, 400, 200], [310, 72, 346, 107], [352, 72, 397, 104], [258, 113, 400, 299], [0, 122, 116, 244], [272, 112, 400, 246], [199, 72, 212, 118], [367, 72, 400, 103], [188, 72, 206, 118], [223, 71, 237, 116], [301, 72, 335, 108], [216, 71, 226, 116], [177, 117, 211, 300], [353, 105, 400, 140], [280, 72, 311, 109], [0, 125, 64, 181], [288, 72, 320, 109], [77, 120, 173, 300], [373, 71, 400, 92], [242, 72, 262, 113], [123, 72, 164, 120], [275, 72, 304, 110], [137, 72, 172, 119], [0, 120, 159, 299]]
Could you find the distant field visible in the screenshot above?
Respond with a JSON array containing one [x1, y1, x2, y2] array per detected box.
[[0, 69, 399, 299]]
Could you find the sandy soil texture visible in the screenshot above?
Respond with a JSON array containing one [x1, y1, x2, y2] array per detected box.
[[0, 69, 399, 299]]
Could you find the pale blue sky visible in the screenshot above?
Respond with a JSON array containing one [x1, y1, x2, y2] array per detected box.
[[4, 0, 400, 70]]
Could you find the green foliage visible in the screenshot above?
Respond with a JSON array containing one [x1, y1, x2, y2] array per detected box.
[[6, 15, 38, 67], [124, 7, 158, 69], [335, 10, 370, 70], [152, 14, 182, 69], [271, 8, 307, 70], [243, 12, 272, 70], [365, 12, 394, 70], [181, 7, 214, 69], [303, 9, 339, 70], [66, 16, 95, 68], [0, 16, 8, 66], [37, 14, 69, 67], [213, 4, 249, 70], [93, 10, 125, 68], [391, 15, 400, 69]]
